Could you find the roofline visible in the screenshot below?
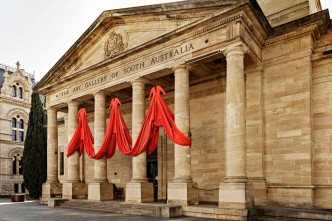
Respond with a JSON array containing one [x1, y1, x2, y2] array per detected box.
[[34, 0, 252, 91]]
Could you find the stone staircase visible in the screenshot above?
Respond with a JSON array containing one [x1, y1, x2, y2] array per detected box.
[[52, 199, 182, 218]]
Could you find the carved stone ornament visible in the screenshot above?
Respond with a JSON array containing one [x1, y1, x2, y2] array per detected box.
[[104, 31, 127, 60]]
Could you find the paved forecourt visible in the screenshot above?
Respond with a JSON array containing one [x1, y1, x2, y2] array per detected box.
[[0, 198, 227, 221]]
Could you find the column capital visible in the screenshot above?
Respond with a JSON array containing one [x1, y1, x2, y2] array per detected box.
[[222, 45, 248, 59], [67, 100, 80, 107], [93, 90, 106, 98], [172, 64, 191, 73], [46, 106, 58, 113], [130, 77, 149, 86]]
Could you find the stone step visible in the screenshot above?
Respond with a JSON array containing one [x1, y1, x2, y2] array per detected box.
[[253, 215, 314, 221], [255, 206, 332, 220], [57, 200, 181, 218]]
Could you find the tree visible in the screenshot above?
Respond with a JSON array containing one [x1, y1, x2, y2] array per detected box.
[[23, 92, 47, 198]]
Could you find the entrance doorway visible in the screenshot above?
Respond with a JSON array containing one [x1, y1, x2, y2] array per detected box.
[[147, 148, 158, 201]]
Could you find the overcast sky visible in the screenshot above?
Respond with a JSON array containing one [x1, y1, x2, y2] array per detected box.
[[0, 0, 331, 81]]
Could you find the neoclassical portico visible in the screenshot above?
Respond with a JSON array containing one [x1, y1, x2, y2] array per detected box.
[[35, 1, 285, 220]]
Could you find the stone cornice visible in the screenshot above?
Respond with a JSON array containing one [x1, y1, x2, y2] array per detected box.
[[35, 0, 273, 93], [265, 24, 321, 46], [37, 9, 252, 94], [0, 98, 31, 109]]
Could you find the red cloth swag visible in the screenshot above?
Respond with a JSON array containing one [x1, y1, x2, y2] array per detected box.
[[67, 108, 95, 158], [94, 85, 191, 158], [94, 98, 132, 159]]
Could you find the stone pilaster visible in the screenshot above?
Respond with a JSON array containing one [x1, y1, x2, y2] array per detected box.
[[168, 64, 198, 206], [41, 107, 62, 204], [219, 45, 253, 218], [125, 78, 153, 203], [88, 91, 113, 201], [63, 101, 86, 199]]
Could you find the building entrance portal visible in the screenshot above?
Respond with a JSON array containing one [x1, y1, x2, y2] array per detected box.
[[147, 148, 158, 201]]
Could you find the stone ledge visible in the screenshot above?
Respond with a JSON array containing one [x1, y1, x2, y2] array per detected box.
[[256, 206, 332, 220], [156, 205, 182, 218]]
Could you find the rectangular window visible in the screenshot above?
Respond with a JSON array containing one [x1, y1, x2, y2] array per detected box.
[[12, 130, 17, 141], [19, 131, 24, 141], [60, 152, 64, 176]]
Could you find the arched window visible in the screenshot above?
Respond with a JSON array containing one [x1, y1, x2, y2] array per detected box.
[[18, 87, 23, 99], [12, 116, 24, 142], [12, 118, 17, 141], [12, 154, 23, 175], [12, 85, 17, 97], [12, 156, 17, 175]]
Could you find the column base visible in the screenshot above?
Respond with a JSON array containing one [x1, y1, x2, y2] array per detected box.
[[167, 182, 198, 206], [88, 182, 113, 201], [249, 178, 267, 206], [62, 182, 87, 199], [125, 181, 153, 203], [40, 182, 62, 205], [219, 181, 253, 209]]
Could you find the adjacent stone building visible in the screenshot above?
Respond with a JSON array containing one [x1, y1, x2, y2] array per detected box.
[[34, 0, 332, 220], [0, 62, 34, 195]]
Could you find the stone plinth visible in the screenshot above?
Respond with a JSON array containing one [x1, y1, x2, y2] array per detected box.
[[219, 182, 253, 209], [62, 182, 86, 199], [156, 205, 183, 218], [167, 182, 198, 206], [41, 182, 62, 205], [88, 182, 113, 201], [125, 181, 153, 203]]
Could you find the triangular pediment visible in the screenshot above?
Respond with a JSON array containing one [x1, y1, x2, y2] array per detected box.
[[35, 0, 244, 90], [61, 8, 231, 79], [63, 12, 215, 77]]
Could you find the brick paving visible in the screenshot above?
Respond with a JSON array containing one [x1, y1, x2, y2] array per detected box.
[[0, 198, 226, 221]]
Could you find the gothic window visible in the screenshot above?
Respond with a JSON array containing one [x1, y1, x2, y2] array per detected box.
[[12, 156, 17, 174], [12, 85, 17, 97], [18, 87, 23, 99], [12, 116, 25, 142], [19, 157, 23, 175], [12, 154, 23, 176]]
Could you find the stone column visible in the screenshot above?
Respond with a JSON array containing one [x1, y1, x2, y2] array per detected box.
[[219, 45, 253, 211], [168, 64, 198, 205], [88, 91, 113, 200], [125, 78, 153, 203], [63, 100, 86, 199], [41, 107, 62, 205]]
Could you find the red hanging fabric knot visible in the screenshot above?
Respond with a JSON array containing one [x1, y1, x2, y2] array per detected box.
[[67, 108, 95, 158]]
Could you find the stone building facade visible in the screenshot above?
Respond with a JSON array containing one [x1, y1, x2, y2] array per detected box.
[[0, 62, 34, 195], [34, 0, 332, 220]]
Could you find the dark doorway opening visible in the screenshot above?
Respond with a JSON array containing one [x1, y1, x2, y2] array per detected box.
[[147, 148, 158, 201]]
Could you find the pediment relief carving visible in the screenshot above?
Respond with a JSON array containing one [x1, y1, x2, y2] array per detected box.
[[104, 31, 128, 60]]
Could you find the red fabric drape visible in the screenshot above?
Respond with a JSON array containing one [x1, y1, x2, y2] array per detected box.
[[94, 98, 132, 159], [67, 108, 95, 158], [94, 85, 191, 158]]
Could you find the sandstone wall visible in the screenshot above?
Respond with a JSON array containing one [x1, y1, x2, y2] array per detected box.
[[262, 34, 314, 207], [312, 30, 332, 208]]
